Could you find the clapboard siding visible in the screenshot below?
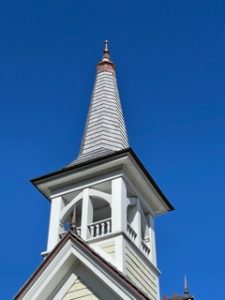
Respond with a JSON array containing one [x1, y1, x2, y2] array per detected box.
[[100, 241, 115, 258], [125, 246, 158, 300], [62, 278, 100, 300]]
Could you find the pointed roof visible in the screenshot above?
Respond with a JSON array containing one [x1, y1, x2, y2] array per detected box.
[[71, 40, 129, 164], [14, 231, 150, 300]]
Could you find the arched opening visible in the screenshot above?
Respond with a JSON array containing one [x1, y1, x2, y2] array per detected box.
[[88, 197, 111, 238], [61, 199, 82, 236], [91, 197, 111, 222]]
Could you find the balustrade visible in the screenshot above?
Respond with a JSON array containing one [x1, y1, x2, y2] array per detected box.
[[141, 240, 150, 256], [88, 218, 111, 238], [127, 223, 137, 241]]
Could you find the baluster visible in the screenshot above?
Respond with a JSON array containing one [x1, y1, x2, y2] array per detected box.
[[101, 222, 105, 235], [96, 224, 100, 237], [90, 225, 94, 238], [106, 221, 110, 234]]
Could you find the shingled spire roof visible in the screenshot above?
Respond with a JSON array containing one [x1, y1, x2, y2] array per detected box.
[[72, 41, 129, 164]]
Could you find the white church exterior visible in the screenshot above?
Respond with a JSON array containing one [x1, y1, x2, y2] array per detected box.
[[14, 41, 174, 300]]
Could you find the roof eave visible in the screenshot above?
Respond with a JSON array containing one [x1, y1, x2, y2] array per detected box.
[[31, 148, 174, 211]]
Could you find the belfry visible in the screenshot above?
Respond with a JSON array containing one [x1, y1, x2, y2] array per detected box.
[[15, 42, 174, 300]]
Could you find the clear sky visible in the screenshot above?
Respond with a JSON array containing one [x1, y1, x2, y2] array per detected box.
[[1, 1, 225, 299]]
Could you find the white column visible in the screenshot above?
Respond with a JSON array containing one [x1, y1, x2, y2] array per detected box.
[[135, 199, 142, 248], [149, 214, 157, 265], [111, 177, 127, 233], [81, 188, 93, 240], [47, 196, 63, 252]]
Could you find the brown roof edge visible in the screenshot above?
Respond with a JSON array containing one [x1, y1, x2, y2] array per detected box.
[[30, 148, 132, 183], [14, 231, 150, 300], [31, 147, 174, 210], [14, 233, 71, 299]]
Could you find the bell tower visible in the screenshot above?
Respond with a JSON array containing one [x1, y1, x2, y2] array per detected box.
[[17, 41, 174, 300]]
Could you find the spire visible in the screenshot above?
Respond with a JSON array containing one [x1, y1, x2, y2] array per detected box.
[[184, 275, 189, 295], [73, 40, 129, 164]]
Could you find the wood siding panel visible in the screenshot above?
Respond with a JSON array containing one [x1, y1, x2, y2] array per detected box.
[[62, 278, 100, 300], [100, 241, 115, 258], [125, 246, 158, 300]]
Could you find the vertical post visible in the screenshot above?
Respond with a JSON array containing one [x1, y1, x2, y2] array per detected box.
[[111, 177, 128, 233], [47, 196, 63, 252], [81, 188, 93, 240], [135, 199, 142, 248], [149, 214, 157, 265]]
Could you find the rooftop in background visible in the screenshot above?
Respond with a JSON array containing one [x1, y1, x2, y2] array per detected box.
[[163, 276, 195, 300]]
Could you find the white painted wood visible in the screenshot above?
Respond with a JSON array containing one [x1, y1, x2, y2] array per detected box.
[[81, 188, 93, 240], [89, 188, 111, 204], [134, 199, 142, 248], [47, 196, 63, 252], [149, 214, 157, 265], [115, 235, 125, 273], [111, 177, 128, 233], [60, 191, 83, 222], [51, 171, 123, 199], [52, 273, 77, 300], [18, 239, 142, 300]]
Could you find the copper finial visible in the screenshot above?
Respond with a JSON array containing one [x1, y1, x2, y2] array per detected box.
[[97, 40, 115, 74]]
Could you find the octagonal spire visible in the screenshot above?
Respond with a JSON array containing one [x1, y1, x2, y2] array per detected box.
[[72, 41, 129, 164]]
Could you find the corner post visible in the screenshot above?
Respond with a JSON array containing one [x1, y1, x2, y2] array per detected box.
[[149, 214, 157, 265], [111, 177, 127, 233], [47, 196, 63, 252], [81, 188, 93, 240]]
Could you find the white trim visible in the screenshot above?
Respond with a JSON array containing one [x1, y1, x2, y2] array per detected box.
[[89, 188, 112, 204], [60, 191, 83, 221], [47, 196, 63, 252], [50, 169, 124, 199], [23, 240, 72, 300], [52, 273, 77, 300], [17, 239, 143, 300], [81, 188, 93, 240]]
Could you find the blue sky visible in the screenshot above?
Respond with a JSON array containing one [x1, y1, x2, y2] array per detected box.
[[1, 1, 225, 299]]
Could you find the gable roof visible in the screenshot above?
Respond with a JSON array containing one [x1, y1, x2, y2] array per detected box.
[[14, 231, 151, 300]]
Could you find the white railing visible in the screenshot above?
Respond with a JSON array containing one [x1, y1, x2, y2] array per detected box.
[[88, 218, 111, 238], [141, 240, 150, 256], [127, 223, 137, 241]]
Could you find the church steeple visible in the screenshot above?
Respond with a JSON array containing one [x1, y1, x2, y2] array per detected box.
[[73, 40, 129, 164], [19, 42, 174, 300]]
